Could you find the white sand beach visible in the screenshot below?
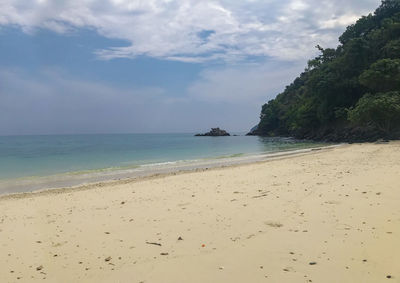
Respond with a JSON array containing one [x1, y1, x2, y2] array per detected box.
[[1, 142, 400, 283]]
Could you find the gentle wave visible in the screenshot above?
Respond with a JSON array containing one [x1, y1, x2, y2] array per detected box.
[[0, 133, 334, 195], [0, 144, 342, 196]]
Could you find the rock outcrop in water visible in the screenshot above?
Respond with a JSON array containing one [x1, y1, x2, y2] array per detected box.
[[195, 128, 230, 137]]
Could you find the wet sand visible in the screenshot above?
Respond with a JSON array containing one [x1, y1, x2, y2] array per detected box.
[[1, 142, 399, 283]]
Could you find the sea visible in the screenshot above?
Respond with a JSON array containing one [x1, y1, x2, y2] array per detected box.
[[0, 133, 330, 194]]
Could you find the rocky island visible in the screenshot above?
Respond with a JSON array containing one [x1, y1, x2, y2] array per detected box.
[[195, 128, 230, 136]]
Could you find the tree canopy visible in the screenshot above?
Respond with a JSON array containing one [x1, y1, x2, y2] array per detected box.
[[254, 0, 400, 141]]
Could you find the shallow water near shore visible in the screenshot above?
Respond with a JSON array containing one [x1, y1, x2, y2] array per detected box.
[[0, 133, 330, 194]]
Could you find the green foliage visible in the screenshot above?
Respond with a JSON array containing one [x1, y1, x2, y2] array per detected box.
[[375, 0, 400, 20], [258, 100, 280, 134], [339, 14, 377, 45], [256, 0, 400, 140], [348, 92, 400, 133], [359, 59, 400, 92], [382, 39, 400, 58]]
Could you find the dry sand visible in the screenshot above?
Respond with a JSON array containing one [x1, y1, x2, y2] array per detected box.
[[1, 142, 400, 283]]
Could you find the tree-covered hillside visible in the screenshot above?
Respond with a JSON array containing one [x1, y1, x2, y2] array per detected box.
[[252, 0, 400, 142]]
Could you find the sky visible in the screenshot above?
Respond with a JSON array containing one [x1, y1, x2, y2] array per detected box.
[[0, 0, 382, 135]]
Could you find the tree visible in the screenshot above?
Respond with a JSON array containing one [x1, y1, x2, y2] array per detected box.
[[256, 0, 400, 141], [359, 59, 400, 92], [382, 39, 400, 58], [375, 0, 400, 20], [348, 92, 400, 134]]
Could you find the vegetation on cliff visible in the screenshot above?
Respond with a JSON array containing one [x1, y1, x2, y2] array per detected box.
[[253, 0, 400, 141]]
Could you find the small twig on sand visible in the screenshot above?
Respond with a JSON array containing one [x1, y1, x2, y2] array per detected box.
[[146, 242, 162, 246], [252, 194, 268, 199]]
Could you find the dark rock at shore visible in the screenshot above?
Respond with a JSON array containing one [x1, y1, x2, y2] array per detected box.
[[195, 128, 230, 137], [248, 124, 399, 143], [296, 126, 394, 143]]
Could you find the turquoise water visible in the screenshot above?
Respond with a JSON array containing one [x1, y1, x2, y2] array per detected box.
[[0, 133, 325, 181]]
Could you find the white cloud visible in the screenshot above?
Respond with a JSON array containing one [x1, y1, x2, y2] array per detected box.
[[188, 62, 304, 103], [1, 66, 294, 134], [0, 68, 169, 134], [0, 0, 381, 62], [0, 68, 267, 134], [319, 14, 361, 29]]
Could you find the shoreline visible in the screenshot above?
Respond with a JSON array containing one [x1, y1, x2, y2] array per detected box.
[[0, 144, 342, 199], [1, 142, 399, 283]]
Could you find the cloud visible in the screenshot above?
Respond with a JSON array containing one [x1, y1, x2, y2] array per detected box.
[[0, 67, 266, 134], [319, 14, 362, 29], [188, 61, 304, 103], [0, 68, 169, 134], [0, 0, 381, 62], [0, 0, 384, 134]]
